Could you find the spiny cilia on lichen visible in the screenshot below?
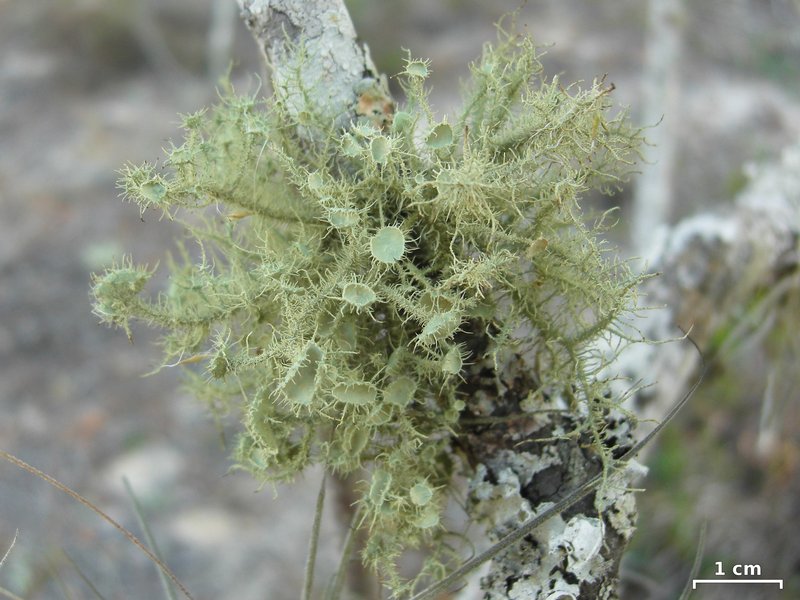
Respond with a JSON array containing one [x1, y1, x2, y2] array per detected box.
[[92, 27, 644, 594]]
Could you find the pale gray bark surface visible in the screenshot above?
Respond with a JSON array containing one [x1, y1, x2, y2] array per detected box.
[[458, 350, 641, 600], [631, 0, 685, 255], [618, 143, 800, 430], [237, 0, 382, 129]]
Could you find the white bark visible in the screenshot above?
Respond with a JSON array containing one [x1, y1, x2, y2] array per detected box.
[[237, 0, 382, 129], [619, 143, 800, 428], [207, 0, 238, 81], [631, 0, 685, 255]]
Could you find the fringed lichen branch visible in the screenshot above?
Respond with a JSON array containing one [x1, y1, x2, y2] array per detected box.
[[93, 24, 645, 595]]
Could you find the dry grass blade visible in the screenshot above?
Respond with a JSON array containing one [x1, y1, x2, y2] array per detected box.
[[0, 450, 195, 600], [0, 530, 17, 570], [0, 586, 25, 600]]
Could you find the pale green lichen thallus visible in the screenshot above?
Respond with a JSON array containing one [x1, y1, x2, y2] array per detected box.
[[92, 26, 643, 594]]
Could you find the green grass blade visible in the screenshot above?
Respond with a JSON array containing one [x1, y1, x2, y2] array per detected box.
[[326, 504, 364, 600], [122, 477, 178, 600], [62, 551, 108, 600], [678, 522, 708, 600], [302, 472, 327, 600]]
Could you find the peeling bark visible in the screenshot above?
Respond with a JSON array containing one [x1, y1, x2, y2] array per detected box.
[[456, 348, 640, 600]]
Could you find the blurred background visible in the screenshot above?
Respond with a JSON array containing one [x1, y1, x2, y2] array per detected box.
[[1, 1, 799, 598]]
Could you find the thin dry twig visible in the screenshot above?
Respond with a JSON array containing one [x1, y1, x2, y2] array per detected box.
[[0, 450, 195, 600]]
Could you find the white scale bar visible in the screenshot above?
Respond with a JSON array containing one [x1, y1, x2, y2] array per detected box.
[[693, 579, 783, 589]]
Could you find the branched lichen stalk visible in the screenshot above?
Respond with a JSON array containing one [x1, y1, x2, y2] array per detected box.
[[93, 10, 649, 598]]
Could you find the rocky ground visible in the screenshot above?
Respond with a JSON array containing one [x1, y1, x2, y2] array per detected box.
[[1, 1, 799, 598]]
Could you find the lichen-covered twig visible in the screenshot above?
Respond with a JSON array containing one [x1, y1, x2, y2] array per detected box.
[[412, 353, 705, 599], [95, 2, 800, 599]]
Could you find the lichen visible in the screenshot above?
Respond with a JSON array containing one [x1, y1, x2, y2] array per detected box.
[[92, 24, 644, 594]]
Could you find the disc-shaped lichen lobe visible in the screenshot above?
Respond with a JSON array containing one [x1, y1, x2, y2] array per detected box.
[[370, 226, 406, 264], [342, 282, 377, 308], [383, 376, 417, 408], [332, 381, 377, 406]]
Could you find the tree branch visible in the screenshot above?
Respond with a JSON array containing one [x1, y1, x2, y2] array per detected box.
[[233, 3, 644, 598], [619, 143, 800, 429], [237, 0, 385, 129], [454, 351, 641, 599]]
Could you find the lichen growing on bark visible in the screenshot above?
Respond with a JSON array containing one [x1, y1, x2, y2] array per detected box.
[[92, 25, 644, 593]]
